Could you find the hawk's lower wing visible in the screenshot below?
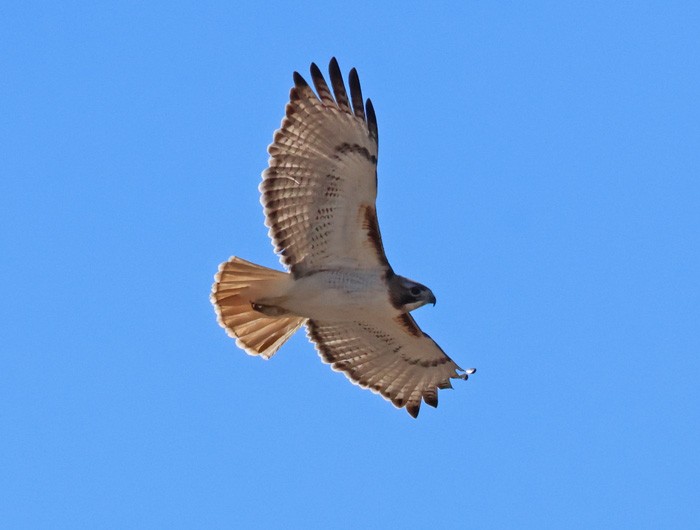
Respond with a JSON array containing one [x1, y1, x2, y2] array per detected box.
[[306, 314, 475, 418]]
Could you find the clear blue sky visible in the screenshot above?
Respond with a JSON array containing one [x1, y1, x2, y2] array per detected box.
[[2, 2, 699, 528]]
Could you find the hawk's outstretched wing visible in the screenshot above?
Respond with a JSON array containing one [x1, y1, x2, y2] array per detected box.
[[306, 314, 474, 418], [260, 58, 389, 277]]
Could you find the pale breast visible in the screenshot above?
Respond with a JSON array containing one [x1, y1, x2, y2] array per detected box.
[[282, 269, 392, 321]]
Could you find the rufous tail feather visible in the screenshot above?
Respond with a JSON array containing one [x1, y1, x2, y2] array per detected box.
[[211, 257, 305, 359]]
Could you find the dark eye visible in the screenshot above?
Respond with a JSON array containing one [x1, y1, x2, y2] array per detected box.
[[410, 286, 422, 296]]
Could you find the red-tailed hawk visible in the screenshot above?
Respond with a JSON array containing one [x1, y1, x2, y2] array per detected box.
[[211, 58, 475, 417]]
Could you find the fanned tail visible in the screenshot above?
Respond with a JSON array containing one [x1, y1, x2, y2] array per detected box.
[[211, 257, 305, 359]]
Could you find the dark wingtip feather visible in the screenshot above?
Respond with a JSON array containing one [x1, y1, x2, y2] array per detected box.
[[366, 98, 378, 144], [328, 57, 351, 112], [406, 403, 421, 418], [424, 392, 438, 408], [348, 68, 365, 120], [329, 56, 340, 75], [310, 62, 333, 103], [293, 71, 309, 88], [438, 380, 453, 390]]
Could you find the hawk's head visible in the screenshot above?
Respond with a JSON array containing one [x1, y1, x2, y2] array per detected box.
[[389, 275, 437, 312]]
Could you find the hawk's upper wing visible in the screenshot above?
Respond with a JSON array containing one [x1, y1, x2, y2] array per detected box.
[[306, 314, 475, 418], [261, 58, 388, 277]]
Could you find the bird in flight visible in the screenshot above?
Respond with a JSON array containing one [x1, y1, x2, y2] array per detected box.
[[211, 58, 475, 417]]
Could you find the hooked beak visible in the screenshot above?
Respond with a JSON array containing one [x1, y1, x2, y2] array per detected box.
[[428, 292, 437, 306]]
